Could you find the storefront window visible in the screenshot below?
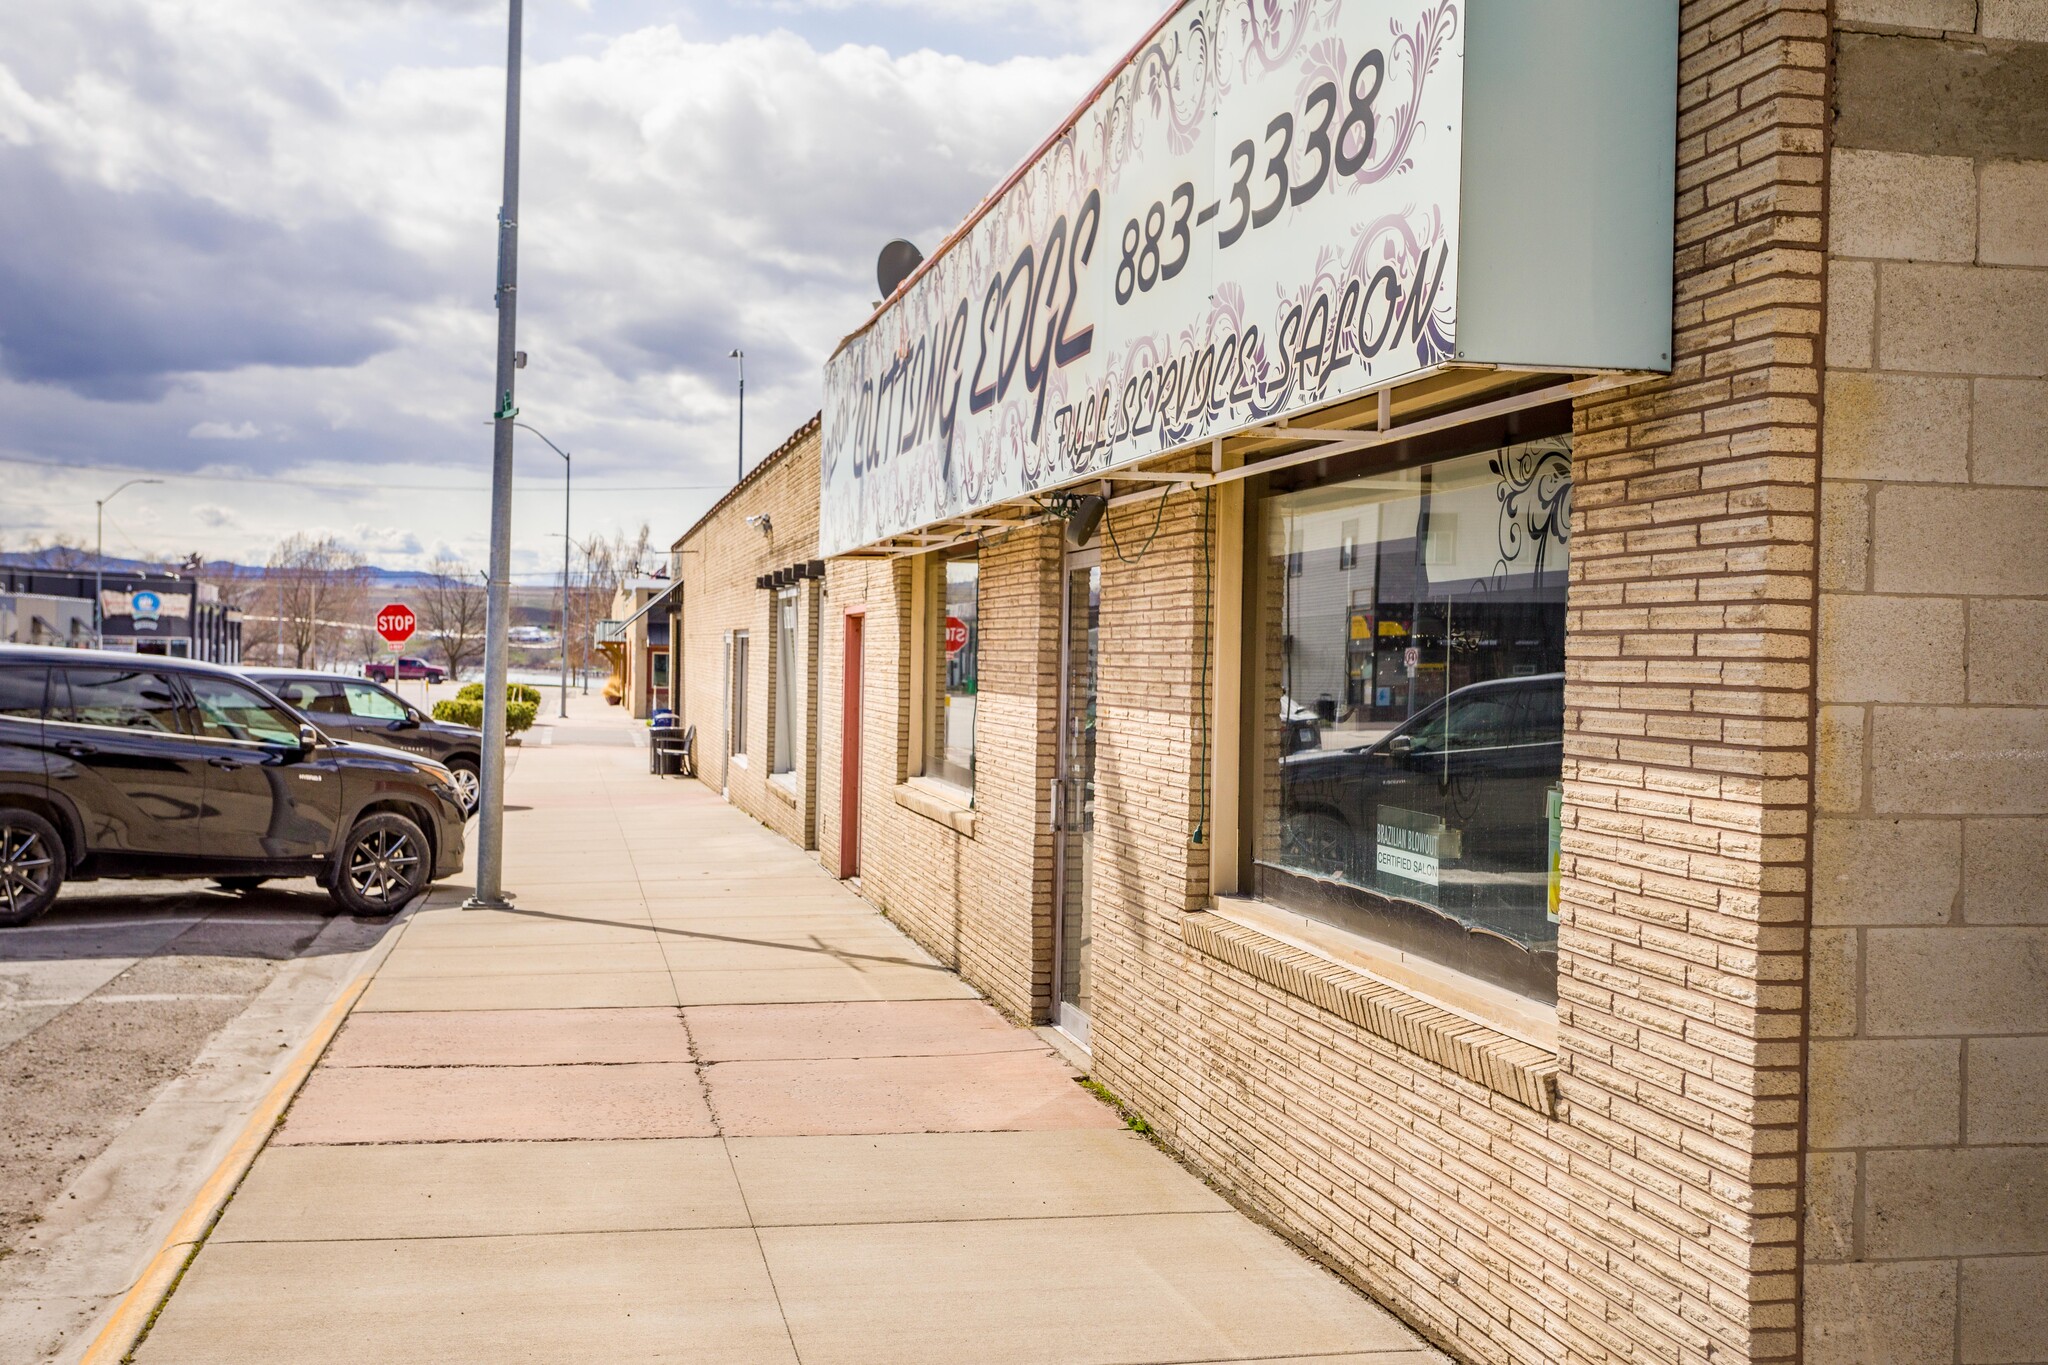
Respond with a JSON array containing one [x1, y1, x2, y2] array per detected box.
[[730, 632, 749, 757], [773, 590, 798, 775], [1251, 428, 1571, 999], [926, 548, 978, 792]]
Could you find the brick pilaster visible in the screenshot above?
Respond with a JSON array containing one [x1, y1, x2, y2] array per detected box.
[[1559, 1, 1826, 1358]]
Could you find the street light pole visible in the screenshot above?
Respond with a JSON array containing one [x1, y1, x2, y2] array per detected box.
[[93, 478, 161, 649], [470, 0, 522, 911], [729, 348, 745, 482], [508, 421, 571, 720]]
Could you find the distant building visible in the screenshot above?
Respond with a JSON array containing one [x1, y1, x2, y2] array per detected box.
[[0, 591, 94, 648], [598, 574, 675, 719], [0, 569, 242, 663], [666, 415, 821, 845]]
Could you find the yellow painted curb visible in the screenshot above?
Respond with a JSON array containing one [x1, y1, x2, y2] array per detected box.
[[78, 902, 419, 1364]]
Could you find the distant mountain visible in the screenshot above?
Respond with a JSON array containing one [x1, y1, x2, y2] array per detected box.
[[1, 548, 444, 590]]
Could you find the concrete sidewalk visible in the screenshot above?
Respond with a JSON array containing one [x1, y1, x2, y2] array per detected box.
[[130, 714, 1443, 1365]]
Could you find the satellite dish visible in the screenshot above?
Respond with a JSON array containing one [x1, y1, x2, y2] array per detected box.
[[877, 239, 925, 298]]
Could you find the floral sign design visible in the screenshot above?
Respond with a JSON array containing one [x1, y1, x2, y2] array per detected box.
[[820, 0, 1464, 557]]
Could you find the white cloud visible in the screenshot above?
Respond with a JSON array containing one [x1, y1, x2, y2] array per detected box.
[[187, 420, 262, 440], [0, 0, 1137, 566]]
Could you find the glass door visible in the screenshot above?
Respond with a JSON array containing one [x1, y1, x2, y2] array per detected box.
[[1052, 552, 1100, 1044]]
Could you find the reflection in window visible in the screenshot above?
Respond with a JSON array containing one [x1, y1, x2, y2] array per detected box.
[[773, 590, 798, 775], [731, 633, 749, 756], [1253, 438, 1571, 996], [56, 668, 183, 733], [927, 548, 978, 792], [187, 676, 301, 745], [0, 666, 48, 719]]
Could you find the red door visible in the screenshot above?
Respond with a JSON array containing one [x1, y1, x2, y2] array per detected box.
[[838, 612, 863, 880]]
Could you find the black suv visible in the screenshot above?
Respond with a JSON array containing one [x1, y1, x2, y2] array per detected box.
[[0, 647, 466, 927], [243, 669, 482, 815]]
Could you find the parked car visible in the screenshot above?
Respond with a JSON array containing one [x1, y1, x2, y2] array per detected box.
[[1278, 673, 1565, 907], [243, 669, 483, 815], [364, 657, 445, 683], [0, 646, 466, 927]]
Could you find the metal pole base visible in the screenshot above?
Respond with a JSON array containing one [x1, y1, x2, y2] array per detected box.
[[462, 892, 518, 911]]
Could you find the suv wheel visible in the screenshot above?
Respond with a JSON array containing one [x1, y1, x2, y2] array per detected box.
[[447, 758, 481, 816], [0, 809, 64, 928], [329, 812, 429, 917]]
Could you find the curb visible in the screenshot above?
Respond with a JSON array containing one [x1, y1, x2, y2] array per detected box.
[[75, 896, 424, 1365]]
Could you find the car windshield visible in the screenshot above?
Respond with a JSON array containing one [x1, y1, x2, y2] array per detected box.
[[344, 682, 409, 720]]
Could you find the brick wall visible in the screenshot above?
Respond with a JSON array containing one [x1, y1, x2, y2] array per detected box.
[[815, 522, 1062, 1023], [673, 420, 823, 849], [1803, 9, 2048, 1361], [1041, 8, 1830, 1364], [797, 4, 2043, 1362]]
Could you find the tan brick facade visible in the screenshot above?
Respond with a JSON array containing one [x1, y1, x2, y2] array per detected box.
[[662, 3, 2042, 1360], [672, 418, 825, 850], [815, 524, 1061, 1023]]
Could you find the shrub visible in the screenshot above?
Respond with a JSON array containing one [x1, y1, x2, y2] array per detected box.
[[432, 699, 482, 728], [432, 697, 538, 734], [455, 682, 543, 705]]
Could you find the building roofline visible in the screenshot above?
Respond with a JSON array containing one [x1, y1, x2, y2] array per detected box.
[[671, 411, 821, 552]]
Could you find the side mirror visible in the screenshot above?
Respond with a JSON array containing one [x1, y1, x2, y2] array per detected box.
[[298, 723, 320, 751], [1387, 735, 1414, 758]]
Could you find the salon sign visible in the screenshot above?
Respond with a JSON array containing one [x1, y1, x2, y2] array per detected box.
[[821, 0, 1466, 556], [818, 0, 1677, 558]]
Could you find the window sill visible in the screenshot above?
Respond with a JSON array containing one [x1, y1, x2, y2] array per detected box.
[[766, 771, 797, 803], [730, 753, 749, 770], [1186, 900, 1559, 1116], [894, 778, 976, 837]]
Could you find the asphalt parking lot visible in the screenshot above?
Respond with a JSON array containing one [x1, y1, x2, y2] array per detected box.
[[0, 879, 400, 1363]]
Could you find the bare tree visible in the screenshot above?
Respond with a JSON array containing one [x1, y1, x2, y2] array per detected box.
[[417, 554, 488, 680], [266, 534, 370, 668], [549, 524, 652, 685]]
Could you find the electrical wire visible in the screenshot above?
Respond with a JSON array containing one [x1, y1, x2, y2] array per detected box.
[[1103, 484, 1170, 564], [0, 452, 724, 494]]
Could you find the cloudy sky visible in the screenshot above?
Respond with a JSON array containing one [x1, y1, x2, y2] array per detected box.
[[0, 0, 1160, 581]]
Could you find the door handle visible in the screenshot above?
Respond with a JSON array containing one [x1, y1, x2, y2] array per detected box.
[[207, 755, 250, 770], [1049, 777, 1063, 832], [56, 741, 96, 759]]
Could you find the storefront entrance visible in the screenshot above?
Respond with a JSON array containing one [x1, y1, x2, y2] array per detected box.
[[1052, 550, 1099, 1044]]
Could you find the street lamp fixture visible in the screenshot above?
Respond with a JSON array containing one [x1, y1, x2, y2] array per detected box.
[[94, 478, 163, 650]]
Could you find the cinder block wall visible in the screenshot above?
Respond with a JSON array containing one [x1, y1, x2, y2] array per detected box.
[[815, 523, 1061, 1023], [1804, 9, 2048, 1361], [674, 421, 822, 849]]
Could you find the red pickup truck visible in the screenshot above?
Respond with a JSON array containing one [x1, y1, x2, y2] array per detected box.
[[364, 656, 446, 683]]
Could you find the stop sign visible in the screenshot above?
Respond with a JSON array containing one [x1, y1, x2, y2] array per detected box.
[[375, 603, 417, 646], [944, 616, 968, 655]]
